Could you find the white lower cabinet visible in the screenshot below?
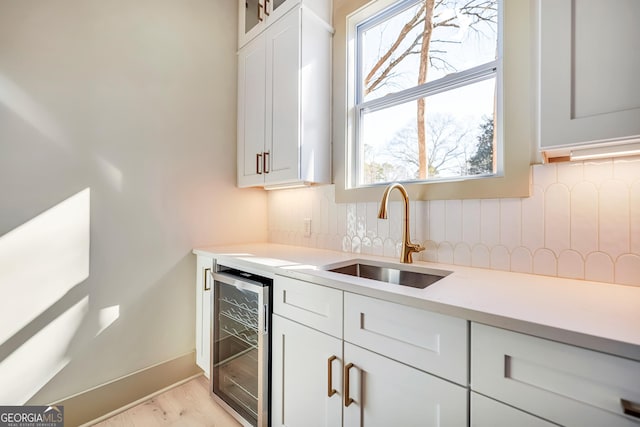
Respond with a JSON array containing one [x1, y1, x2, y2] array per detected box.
[[343, 342, 467, 427], [471, 393, 555, 427], [195, 255, 213, 377], [272, 275, 344, 427], [344, 292, 468, 386], [471, 323, 640, 426], [271, 314, 342, 427], [271, 275, 468, 426], [194, 259, 640, 426]]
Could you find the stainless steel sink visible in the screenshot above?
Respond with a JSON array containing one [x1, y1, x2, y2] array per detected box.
[[325, 260, 451, 289]]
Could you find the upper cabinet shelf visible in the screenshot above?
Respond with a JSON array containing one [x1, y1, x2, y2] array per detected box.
[[539, 0, 640, 160]]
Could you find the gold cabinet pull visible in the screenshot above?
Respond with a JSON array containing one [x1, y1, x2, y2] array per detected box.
[[204, 267, 211, 291], [344, 362, 355, 407], [263, 151, 270, 174], [622, 399, 640, 419], [264, 0, 270, 16], [257, 2, 264, 21], [327, 355, 337, 397], [256, 152, 263, 174]]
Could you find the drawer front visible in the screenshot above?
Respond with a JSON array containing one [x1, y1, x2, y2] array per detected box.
[[344, 292, 468, 385], [273, 275, 342, 338], [471, 323, 640, 427], [471, 393, 555, 427]]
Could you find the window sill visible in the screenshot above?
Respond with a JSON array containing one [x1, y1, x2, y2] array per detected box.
[[334, 168, 531, 203]]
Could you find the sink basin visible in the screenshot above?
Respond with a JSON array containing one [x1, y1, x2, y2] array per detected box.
[[325, 260, 451, 289]]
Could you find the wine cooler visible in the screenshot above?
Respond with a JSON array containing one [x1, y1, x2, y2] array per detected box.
[[210, 264, 272, 427]]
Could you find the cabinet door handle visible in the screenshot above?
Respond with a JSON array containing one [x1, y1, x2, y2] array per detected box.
[[622, 399, 640, 419], [257, 2, 264, 21], [264, 0, 270, 16], [204, 268, 211, 291], [256, 153, 263, 174], [263, 151, 270, 174], [327, 355, 337, 397], [344, 362, 355, 407]]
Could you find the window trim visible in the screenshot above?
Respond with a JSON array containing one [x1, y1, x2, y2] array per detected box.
[[333, 0, 534, 202]]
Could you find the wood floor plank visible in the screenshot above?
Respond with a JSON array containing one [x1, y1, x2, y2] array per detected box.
[[92, 376, 242, 427]]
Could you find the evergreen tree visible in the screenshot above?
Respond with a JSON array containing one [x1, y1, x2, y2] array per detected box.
[[468, 116, 494, 175]]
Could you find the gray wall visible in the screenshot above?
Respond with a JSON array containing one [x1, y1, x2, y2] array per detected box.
[[0, 0, 267, 404]]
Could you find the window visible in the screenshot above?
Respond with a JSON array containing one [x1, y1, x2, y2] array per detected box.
[[333, 0, 532, 202], [350, 0, 500, 188]]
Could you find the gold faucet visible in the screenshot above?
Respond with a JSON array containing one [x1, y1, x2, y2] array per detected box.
[[377, 183, 425, 264]]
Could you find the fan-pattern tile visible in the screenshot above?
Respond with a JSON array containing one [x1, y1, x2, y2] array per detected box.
[[267, 157, 640, 286]]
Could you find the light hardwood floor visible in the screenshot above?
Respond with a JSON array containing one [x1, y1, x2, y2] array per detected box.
[[92, 376, 241, 427]]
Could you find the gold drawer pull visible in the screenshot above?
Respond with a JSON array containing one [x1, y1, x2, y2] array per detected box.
[[344, 363, 355, 407], [327, 355, 337, 397]]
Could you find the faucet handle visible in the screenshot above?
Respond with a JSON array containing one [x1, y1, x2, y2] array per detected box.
[[409, 242, 425, 253]]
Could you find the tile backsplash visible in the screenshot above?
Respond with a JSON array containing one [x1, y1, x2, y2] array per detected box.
[[268, 157, 640, 286]]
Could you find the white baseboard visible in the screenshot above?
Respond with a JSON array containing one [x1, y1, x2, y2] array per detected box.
[[53, 351, 202, 427]]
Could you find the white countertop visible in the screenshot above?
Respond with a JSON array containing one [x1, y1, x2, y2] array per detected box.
[[193, 243, 640, 361]]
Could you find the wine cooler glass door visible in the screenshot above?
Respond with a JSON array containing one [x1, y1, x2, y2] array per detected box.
[[211, 271, 269, 427]]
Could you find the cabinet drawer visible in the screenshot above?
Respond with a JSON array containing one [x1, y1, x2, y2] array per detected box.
[[273, 275, 342, 338], [344, 293, 468, 385], [471, 323, 640, 426]]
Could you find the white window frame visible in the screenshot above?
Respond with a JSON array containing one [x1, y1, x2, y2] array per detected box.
[[348, 0, 503, 189], [333, 0, 537, 202]]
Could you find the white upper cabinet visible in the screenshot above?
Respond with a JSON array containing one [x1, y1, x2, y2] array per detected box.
[[237, 4, 331, 188], [238, 0, 331, 49], [539, 0, 640, 159], [238, 0, 297, 49], [238, 37, 267, 188]]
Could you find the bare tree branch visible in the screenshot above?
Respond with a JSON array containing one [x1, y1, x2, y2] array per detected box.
[[366, 30, 424, 94], [364, 3, 427, 92], [361, 0, 498, 183]]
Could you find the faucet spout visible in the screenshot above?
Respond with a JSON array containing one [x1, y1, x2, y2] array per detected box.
[[377, 183, 425, 263]]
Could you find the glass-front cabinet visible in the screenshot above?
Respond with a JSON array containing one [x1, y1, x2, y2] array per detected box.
[[238, 0, 299, 48]]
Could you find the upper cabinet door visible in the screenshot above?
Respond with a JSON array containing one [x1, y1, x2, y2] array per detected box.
[[539, 0, 640, 154], [238, 0, 300, 49], [239, 0, 264, 48], [237, 35, 267, 188], [264, 9, 301, 185]]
